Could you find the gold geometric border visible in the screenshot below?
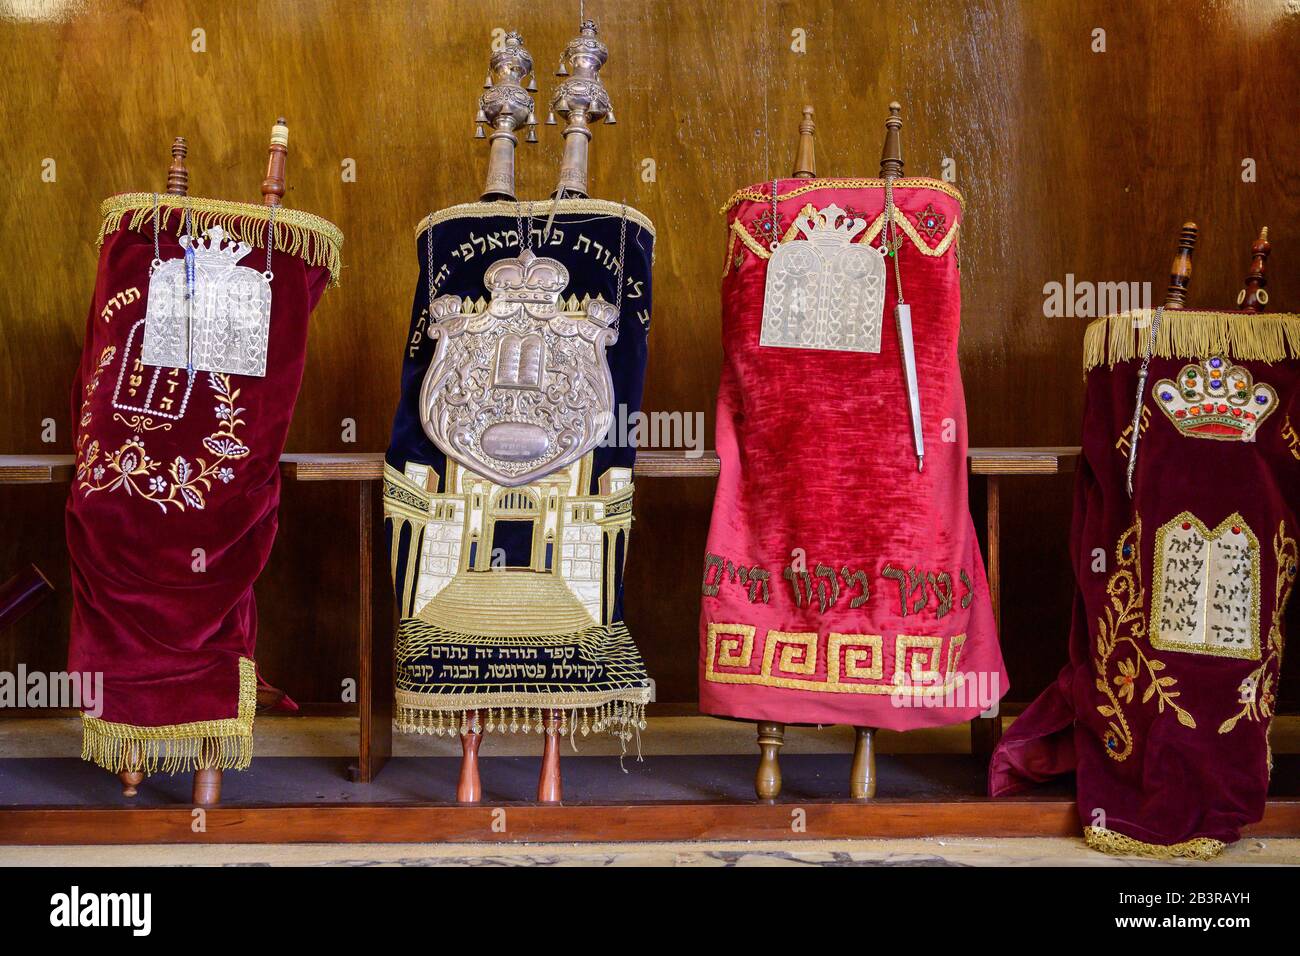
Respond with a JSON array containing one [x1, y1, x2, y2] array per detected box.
[[704, 623, 966, 696], [729, 205, 959, 264], [893, 635, 944, 685], [720, 177, 965, 214], [1149, 511, 1261, 660]]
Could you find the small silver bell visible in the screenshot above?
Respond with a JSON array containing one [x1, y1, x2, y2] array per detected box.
[[526, 74, 538, 92], [483, 73, 493, 89], [474, 124, 485, 139], [474, 108, 488, 124], [556, 61, 569, 77], [526, 127, 538, 143], [605, 108, 617, 125], [546, 111, 557, 126]]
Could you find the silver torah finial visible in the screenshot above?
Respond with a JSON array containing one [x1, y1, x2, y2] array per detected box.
[[478, 30, 539, 201], [550, 18, 613, 199]]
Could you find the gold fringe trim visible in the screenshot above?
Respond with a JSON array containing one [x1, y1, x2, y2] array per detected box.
[[720, 176, 964, 215], [81, 657, 257, 775], [731, 205, 959, 263], [1083, 309, 1300, 374], [415, 199, 655, 241], [1083, 825, 1226, 861], [99, 193, 344, 287], [395, 691, 649, 748]]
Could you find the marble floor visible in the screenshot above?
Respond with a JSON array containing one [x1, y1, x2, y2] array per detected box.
[[3, 836, 1299, 867]]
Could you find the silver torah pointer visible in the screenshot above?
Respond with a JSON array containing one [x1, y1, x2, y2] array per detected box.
[[895, 303, 924, 472], [879, 102, 923, 472]]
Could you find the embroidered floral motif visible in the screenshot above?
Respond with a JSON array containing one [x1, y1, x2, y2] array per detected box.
[[914, 202, 946, 239], [1219, 523, 1297, 734], [77, 372, 251, 513], [1093, 521, 1195, 762]]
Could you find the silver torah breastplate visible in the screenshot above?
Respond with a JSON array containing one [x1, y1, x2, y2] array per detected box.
[[760, 203, 886, 353], [142, 226, 273, 377], [419, 249, 618, 487]]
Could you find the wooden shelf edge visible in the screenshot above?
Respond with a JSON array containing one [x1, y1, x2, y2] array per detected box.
[[3, 448, 1083, 484], [0, 797, 1294, 845]]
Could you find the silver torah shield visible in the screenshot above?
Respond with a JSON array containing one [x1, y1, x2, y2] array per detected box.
[[142, 226, 273, 377], [760, 203, 886, 353], [419, 249, 618, 487]]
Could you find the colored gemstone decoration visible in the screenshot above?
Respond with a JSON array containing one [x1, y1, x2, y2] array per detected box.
[[1211, 379, 1222, 388], [1257, 394, 1269, 404], [1181, 522, 1192, 531], [1160, 391, 1172, 401], [1209, 357, 1222, 368], [913, 202, 947, 240], [751, 209, 783, 245]]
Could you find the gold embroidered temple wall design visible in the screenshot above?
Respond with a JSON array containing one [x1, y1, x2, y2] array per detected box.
[[384, 453, 633, 632]]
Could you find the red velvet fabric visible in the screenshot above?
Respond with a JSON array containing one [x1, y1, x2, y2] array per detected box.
[[699, 180, 1006, 729], [66, 207, 329, 729], [991, 330, 1300, 848]]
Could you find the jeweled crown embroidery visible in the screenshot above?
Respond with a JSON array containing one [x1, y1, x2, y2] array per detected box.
[[1153, 356, 1277, 441]]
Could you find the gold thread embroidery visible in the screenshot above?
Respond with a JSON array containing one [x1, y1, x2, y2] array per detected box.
[[730, 206, 959, 264], [893, 635, 944, 685], [719, 177, 965, 213], [709, 622, 756, 668], [1083, 825, 1225, 861], [704, 624, 964, 695], [81, 657, 256, 774], [1149, 512, 1261, 660], [764, 630, 819, 676], [828, 633, 884, 681], [99, 193, 342, 287], [1093, 521, 1195, 762], [78, 372, 251, 513], [1220, 522, 1297, 734]]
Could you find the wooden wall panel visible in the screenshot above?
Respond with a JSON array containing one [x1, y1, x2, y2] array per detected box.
[[2, 0, 1298, 706]]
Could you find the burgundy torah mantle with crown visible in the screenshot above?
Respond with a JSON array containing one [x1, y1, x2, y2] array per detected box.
[[699, 178, 1007, 729], [67, 192, 342, 775], [992, 309, 1300, 859]]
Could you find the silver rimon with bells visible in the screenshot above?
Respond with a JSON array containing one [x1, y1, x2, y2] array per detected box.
[[142, 225, 273, 378], [760, 203, 887, 352], [419, 249, 618, 487]]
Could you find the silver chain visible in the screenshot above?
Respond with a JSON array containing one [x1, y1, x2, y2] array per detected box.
[[151, 192, 162, 269], [768, 178, 780, 251], [883, 178, 905, 302], [613, 201, 629, 320], [426, 214, 435, 320], [516, 200, 535, 252], [265, 204, 276, 277], [1125, 305, 1165, 496]]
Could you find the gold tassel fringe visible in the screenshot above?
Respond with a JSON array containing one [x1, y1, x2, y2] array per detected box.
[[80, 657, 257, 775], [719, 176, 965, 214], [1083, 309, 1300, 375], [395, 699, 648, 749], [99, 193, 344, 287], [415, 198, 655, 242], [1083, 825, 1226, 861]]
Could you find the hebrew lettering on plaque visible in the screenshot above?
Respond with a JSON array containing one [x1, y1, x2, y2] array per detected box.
[[1150, 511, 1260, 660]]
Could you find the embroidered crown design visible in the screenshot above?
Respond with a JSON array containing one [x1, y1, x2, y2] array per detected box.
[[1153, 355, 1278, 441], [179, 226, 253, 267], [794, 203, 867, 247]]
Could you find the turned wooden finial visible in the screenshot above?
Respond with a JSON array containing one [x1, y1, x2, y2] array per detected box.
[[792, 105, 816, 179], [1238, 226, 1271, 313], [755, 721, 785, 799], [260, 117, 289, 207], [165, 137, 189, 196], [1164, 221, 1198, 309], [879, 101, 904, 181]]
